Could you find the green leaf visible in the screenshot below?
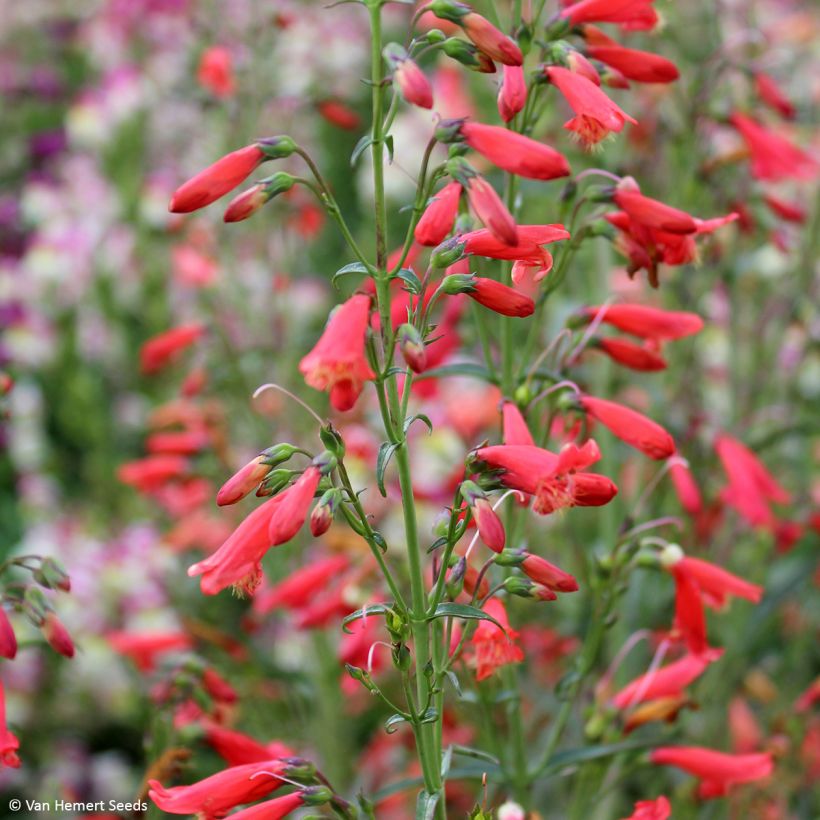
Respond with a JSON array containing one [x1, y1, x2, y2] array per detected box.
[[376, 441, 399, 497], [385, 134, 395, 163], [445, 670, 463, 698], [332, 262, 369, 289], [351, 135, 374, 167], [416, 791, 439, 820], [404, 413, 433, 435], [420, 707, 439, 724], [440, 745, 453, 779], [541, 739, 656, 777], [341, 603, 392, 634], [393, 267, 422, 294], [428, 603, 504, 633], [451, 744, 500, 765], [414, 362, 498, 384], [385, 713, 408, 734]]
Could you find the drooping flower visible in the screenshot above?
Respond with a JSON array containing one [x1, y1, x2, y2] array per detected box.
[[473, 442, 617, 515], [148, 758, 307, 816], [649, 747, 773, 799], [414, 181, 462, 246], [108, 631, 193, 672], [197, 46, 236, 98], [253, 555, 350, 615], [458, 121, 570, 180], [670, 561, 708, 655], [384, 44, 433, 109], [227, 789, 332, 820], [118, 455, 189, 492], [498, 65, 527, 122], [316, 99, 361, 130], [217, 455, 274, 506], [560, 0, 658, 30], [753, 73, 796, 120], [580, 396, 675, 459], [430, 4, 523, 66], [463, 175, 519, 246], [620, 796, 671, 820], [729, 113, 817, 181], [502, 401, 535, 446], [520, 554, 578, 592], [579, 303, 703, 340], [299, 294, 376, 412], [715, 434, 790, 530], [452, 276, 535, 317], [670, 555, 763, 609], [595, 337, 667, 371], [613, 183, 697, 234], [267, 467, 322, 546], [140, 324, 205, 375], [763, 194, 806, 224], [41, 612, 75, 658], [546, 66, 637, 147], [199, 722, 294, 767], [0, 680, 20, 768], [586, 45, 678, 84], [667, 459, 702, 516], [467, 598, 525, 680], [0, 610, 17, 660]]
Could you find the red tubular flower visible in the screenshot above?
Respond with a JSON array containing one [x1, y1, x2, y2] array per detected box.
[[460, 224, 570, 266], [729, 697, 762, 754], [267, 467, 321, 546], [586, 45, 679, 84], [118, 455, 189, 492], [620, 796, 671, 820], [108, 631, 193, 672], [612, 651, 719, 709], [140, 324, 205, 375], [502, 401, 535, 446], [671, 564, 708, 655], [595, 337, 667, 371], [170, 145, 266, 213], [498, 65, 527, 122], [649, 747, 773, 799], [474, 442, 617, 515], [754, 73, 795, 120], [253, 555, 350, 615], [414, 181, 462, 246], [460, 12, 523, 66], [672, 556, 763, 608], [42, 612, 75, 658], [613, 187, 697, 234], [560, 0, 658, 30], [395, 59, 433, 109], [148, 758, 301, 815], [146, 430, 210, 456], [668, 460, 702, 516], [763, 194, 805, 224], [317, 99, 361, 130], [580, 396, 675, 459], [464, 176, 519, 245], [0, 610, 17, 660], [200, 722, 293, 767], [227, 790, 330, 820], [546, 66, 637, 147], [521, 554, 578, 592], [460, 122, 570, 180], [472, 497, 506, 552], [581, 303, 703, 340], [188, 495, 283, 595], [197, 46, 236, 98], [467, 599, 525, 680], [217, 455, 272, 506], [299, 294, 376, 412], [729, 113, 817, 181], [0, 680, 20, 768], [468, 277, 534, 317], [715, 434, 790, 530]]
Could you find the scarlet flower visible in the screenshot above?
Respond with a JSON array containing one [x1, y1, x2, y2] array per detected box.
[[729, 697, 762, 754], [754, 73, 796, 120], [611, 651, 719, 709], [546, 66, 637, 147], [459, 224, 570, 273], [715, 434, 790, 530], [520, 554, 578, 592], [472, 497, 506, 552], [580, 303, 703, 340], [188, 495, 282, 595], [118, 455, 189, 492], [460, 12, 523, 66], [146, 430, 210, 456], [620, 796, 670, 820], [729, 113, 817, 181], [498, 65, 527, 122], [586, 45, 679, 84], [200, 722, 294, 767], [560, 0, 658, 30], [299, 294, 376, 412], [217, 455, 273, 506], [763, 194, 805, 224], [613, 186, 697, 234], [267, 467, 321, 545], [414, 181, 462, 246], [41, 612, 75, 658], [148, 758, 304, 816], [253, 555, 350, 615], [140, 324, 205, 375], [595, 337, 667, 371], [671, 562, 707, 655], [316, 99, 361, 130], [671, 556, 763, 609], [649, 746, 773, 799], [393, 57, 433, 109], [580, 396, 675, 459], [0, 680, 20, 768], [467, 598, 525, 681], [459, 122, 570, 180], [502, 401, 535, 446], [197, 46, 236, 98], [466, 277, 535, 317], [473, 442, 617, 515], [0, 609, 17, 660], [463, 175, 519, 246], [227, 790, 330, 820], [108, 631, 193, 672], [667, 460, 702, 516], [170, 145, 266, 213]]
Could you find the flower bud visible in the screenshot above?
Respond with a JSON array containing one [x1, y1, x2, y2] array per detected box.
[[504, 576, 557, 601], [257, 135, 298, 159], [392, 642, 412, 671], [319, 424, 346, 460], [262, 443, 301, 466], [0, 609, 17, 660], [425, 29, 447, 44], [217, 454, 272, 506], [312, 450, 338, 476], [397, 324, 427, 373], [310, 488, 340, 536], [428, 0, 471, 23], [223, 172, 295, 222], [33, 556, 71, 592], [42, 611, 75, 658], [660, 543, 685, 568], [256, 468, 295, 497], [446, 557, 467, 598]]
